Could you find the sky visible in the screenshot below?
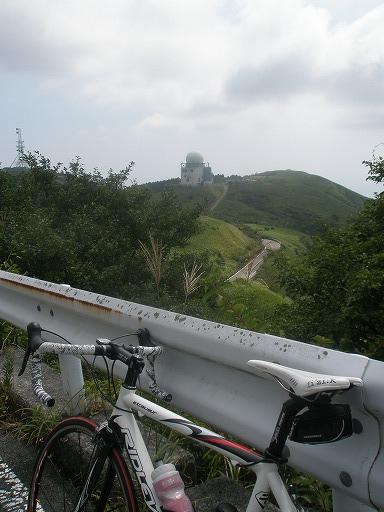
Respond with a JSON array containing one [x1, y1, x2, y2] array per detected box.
[[1, 0, 384, 197]]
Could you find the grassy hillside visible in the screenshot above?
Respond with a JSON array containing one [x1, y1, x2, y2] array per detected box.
[[246, 223, 308, 259], [211, 170, 366, 233], [143, 171, 366, 234], [217, 279, 290, 332], [144, 179, 223, 209], [180, 216, 261, 274]]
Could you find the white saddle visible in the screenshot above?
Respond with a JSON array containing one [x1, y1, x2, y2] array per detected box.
[[247, 360, 363, 397]]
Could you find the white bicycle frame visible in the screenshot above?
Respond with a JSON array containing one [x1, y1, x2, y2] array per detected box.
[[28, 327, 366, 512], [31, 336, 297, 511], [112, 386, 297, 512]]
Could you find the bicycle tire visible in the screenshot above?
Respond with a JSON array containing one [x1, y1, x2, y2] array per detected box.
[[28, 416, 137, 512]]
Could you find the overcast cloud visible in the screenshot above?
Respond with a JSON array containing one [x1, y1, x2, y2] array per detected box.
[[1, 0, 384, 196]]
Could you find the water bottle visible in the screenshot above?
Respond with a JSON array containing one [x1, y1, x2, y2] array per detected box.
[[151, 462, 194, 512]]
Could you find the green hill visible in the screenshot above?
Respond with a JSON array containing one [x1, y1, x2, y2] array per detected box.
[[180, 216, 261, 274], [145, 178, 222, 209], [212, 170, 366, 233], [144, 171, 366, 234]]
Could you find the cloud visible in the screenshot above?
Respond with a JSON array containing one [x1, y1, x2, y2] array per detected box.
[[226, 55, 315, 102], [322, 5, 384, 106], [0, 2, 83, 76], [1, 0, 384, 117], [326, 65, 384, 105], [1, 0, 384, 198], [223, 3, 384, 114]]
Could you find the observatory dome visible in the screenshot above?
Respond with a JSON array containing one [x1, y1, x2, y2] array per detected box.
[[186, 152, 204, 164]]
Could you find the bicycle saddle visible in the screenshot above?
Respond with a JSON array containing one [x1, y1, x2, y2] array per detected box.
[[247, 360, 363, 397]]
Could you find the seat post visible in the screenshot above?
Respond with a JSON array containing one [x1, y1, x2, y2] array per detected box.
[[265, 396, 307, 463]]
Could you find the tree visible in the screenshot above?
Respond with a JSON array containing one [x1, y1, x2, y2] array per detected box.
[[276, 157, 384, 358], [363, 152, 384, 184], [0, 153, 202, 299]]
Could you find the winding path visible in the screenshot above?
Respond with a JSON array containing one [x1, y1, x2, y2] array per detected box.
[[227, 239, 281, 282], [210, 184, 228, 211]]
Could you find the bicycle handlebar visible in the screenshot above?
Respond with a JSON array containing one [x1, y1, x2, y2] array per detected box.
[[29, 342, 113, 408], [21, 322, 172, 407], [31, 354, 55, 407]]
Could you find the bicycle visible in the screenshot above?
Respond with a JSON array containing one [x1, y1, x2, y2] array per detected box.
[[19, 321, 363, 512]]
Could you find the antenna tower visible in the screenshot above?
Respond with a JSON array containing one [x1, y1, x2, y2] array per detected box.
[[11, 128, 28, 168]]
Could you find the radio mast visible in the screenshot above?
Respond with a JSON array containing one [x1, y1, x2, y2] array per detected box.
[[11, 128, 29, 168]]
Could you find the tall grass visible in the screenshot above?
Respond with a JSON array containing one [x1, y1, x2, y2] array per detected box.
[[183, 262, 204, 304], [139, 235, 166, 298]]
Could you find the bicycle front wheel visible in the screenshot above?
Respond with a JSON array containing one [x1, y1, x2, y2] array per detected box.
[[28, 416, 137, 512]]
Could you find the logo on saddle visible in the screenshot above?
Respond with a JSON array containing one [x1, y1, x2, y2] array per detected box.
[[307, 378, 337, 388]]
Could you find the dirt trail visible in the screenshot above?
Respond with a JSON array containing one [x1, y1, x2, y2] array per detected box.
[[210, 184, 228, 211]]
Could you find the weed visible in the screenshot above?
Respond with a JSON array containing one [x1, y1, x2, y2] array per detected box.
[[285, 469, 332, 512], [183, 262, 204, 303], [1, 347, 14, 393], [201, 450, 254, 488], [140, 235, 167, 298], [0, 346, 59, 444], [0, 321, 24, 351], [10, 406, 60, 445], [83, 363, 117, 417]]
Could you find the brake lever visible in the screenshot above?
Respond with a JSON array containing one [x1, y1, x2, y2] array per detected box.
[[19, 322, 43, 376], [18, 346, 31, 377]]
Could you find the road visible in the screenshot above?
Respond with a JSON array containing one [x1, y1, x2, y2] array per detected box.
[[0, 347, 69, 511], [0, 431, 39, 511], [227, 238, 281, 282]]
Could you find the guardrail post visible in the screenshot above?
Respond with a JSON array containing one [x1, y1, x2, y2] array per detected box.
[[58, 354, 85, 414], [332, 490, 377, 512]]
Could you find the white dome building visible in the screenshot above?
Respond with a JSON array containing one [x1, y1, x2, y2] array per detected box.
[[181, 152, 213, 186]]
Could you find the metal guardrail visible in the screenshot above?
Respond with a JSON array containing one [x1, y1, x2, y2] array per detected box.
[[0, 270, 382, 511]]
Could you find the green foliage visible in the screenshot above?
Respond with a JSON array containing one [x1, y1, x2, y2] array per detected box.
[[0, 348, 16, 420], [144, 180, 220, 211], [0, 256, 23, 349], [11, 406, 60, 445], [83, 364, 119, 416], [140, 236, 167, 299], [183, 262, 204, 304], [243, 224, 309, 293], [0, 346, 60, 444], [287, 471, 332, 512], [0, 256, 21, 274], [275, 165, 384, 358], [0, 153, 201, 298], [182, 216, 260, 275], [246, 224, 308, 260], [363, 154, 384, 184], [160, 250, 211, 300], [0, 321, 20, 352], [216, 280, 290, 332], [201, 450, 253, 486]]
